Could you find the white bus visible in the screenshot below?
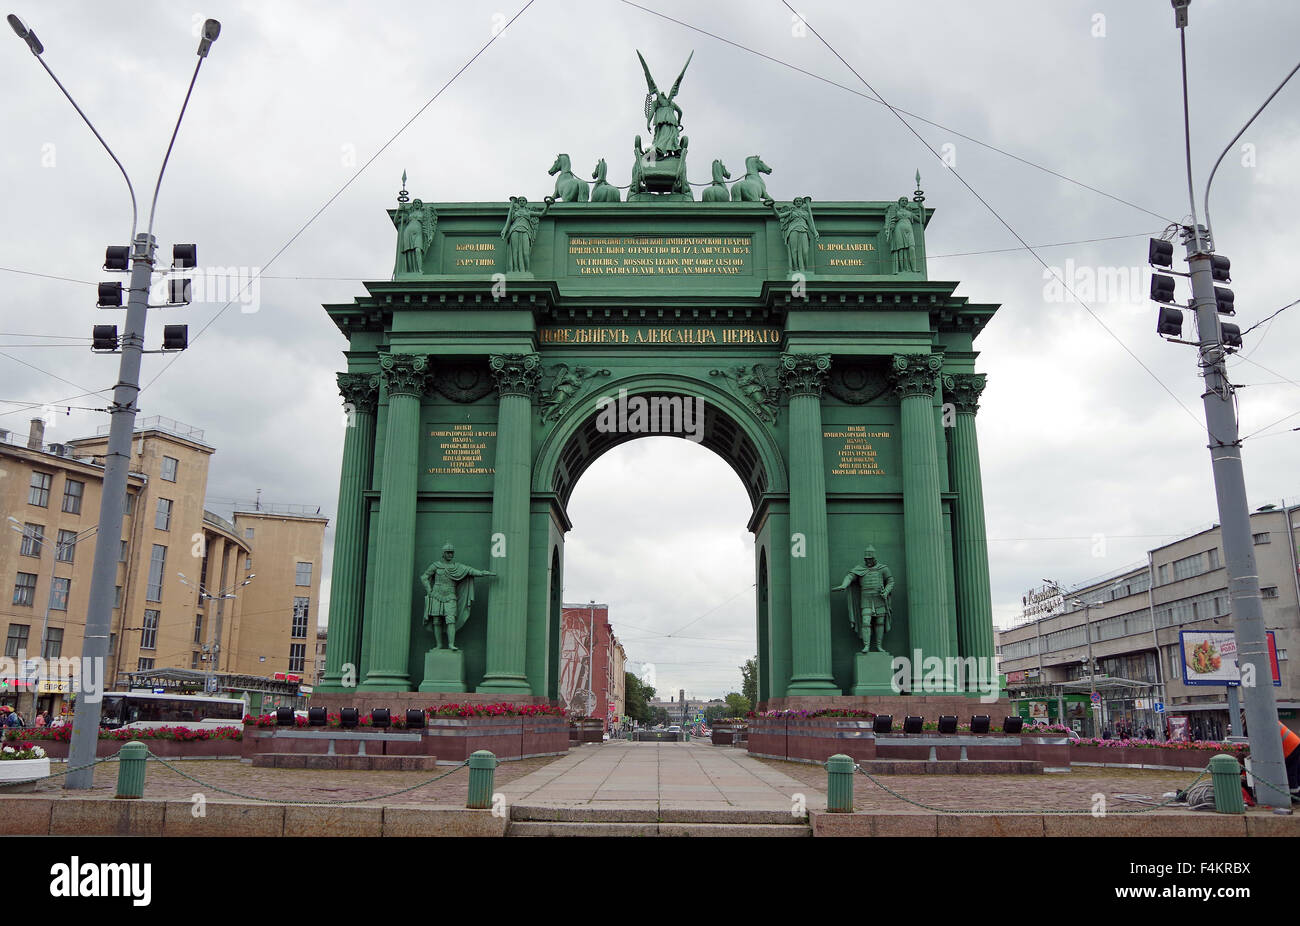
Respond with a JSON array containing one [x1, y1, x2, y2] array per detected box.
[[98, 691, 248, 730]]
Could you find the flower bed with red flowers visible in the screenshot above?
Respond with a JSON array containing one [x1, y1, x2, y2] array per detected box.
[[5, 725, 243, 742], [241, 703, 567, 730]]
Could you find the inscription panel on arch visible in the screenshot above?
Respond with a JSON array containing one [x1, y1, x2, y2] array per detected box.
[[567, 234, 753, 276]]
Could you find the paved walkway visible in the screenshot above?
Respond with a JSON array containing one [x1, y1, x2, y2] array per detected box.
[[499, 739, 826, 815]]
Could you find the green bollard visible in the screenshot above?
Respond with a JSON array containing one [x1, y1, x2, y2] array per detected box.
[[1207, 754, 1245, 814], [115, 741, 148, 800], [467, 750, 497, 809], [826, 753, 855, 813]]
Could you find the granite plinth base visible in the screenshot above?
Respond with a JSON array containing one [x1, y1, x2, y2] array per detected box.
[[418, 648, 465, 693]]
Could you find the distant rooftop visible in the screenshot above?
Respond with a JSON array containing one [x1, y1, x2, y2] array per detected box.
[[94, 414, 208, 445]]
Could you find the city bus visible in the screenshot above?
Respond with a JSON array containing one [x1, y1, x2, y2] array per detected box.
[[97, 691, 248, 730]]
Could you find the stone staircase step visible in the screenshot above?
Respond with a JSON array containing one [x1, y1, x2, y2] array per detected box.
[[507, 821, 811, 837]]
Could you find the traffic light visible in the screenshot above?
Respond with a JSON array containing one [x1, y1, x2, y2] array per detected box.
[[172, 244, 197, 269], [168, 278, 192, 305], [1157, 306, 1184, 337], [1151, 273, 1177, 304], [1214, 287, 1234, 316], [1220, 322, 1243, 349], [1210, 254, 1231, 282], [1148, 238, 1174, 268], [91, 325, 119, 351], [104, 245, 129, 271], [96, 282, 123, 307], [161, 325, 188, 351]]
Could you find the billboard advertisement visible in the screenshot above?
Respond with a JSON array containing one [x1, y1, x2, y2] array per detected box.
[[1179, 630, 1281, 687]]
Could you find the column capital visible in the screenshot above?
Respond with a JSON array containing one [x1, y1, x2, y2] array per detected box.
[[337, 372, 380, 414], [942, 373, 988, 415], [378, 353, 432, 398], [889, 353, 943, 399], [778, 352, 831, 397], [489, 352, 542, 398]]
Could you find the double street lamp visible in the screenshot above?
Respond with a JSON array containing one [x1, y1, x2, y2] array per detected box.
[[8, 14, 221, 789]]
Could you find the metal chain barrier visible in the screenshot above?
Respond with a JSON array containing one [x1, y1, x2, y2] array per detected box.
[[852, 762, 1211, 815], [142, 750, 470, 805], [3, 754, 118, 785]]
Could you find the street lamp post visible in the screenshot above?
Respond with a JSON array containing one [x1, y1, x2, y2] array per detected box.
[[8, 15, 221, 788], [178, 572, 253, 694]]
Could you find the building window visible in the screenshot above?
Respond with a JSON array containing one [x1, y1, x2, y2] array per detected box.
[[155, 497, 173, 531], [1208, 548, 1220, 570], [1253, 532, 1271, 544], [120, 540, 129, 563], [194, 614, 204, 645], [1261, 586, 1279, 599], [146, 545, 166, 601], [137, 658, 154, 672], [19, 523, 44, 557], [42, 627, 63, 659], [28, 471, 52, 507], [5, 623, 29, 657], [49, 576, 70, 611], [160, 456, 178, 482], [124, 492, 136, 516], [292, 597, 309, 639], [1158, 564, 1169, 585], [191, 651, 201, 669], [56, 529, 77, 563], [288, 643, 306, 673], [113, 585, 122, 609], [245, 557, 252, 571], [12, 573, 37, 608], [244, 527, 254, 540], [62, 479, 84, 514], [141, 609, 160, 650], [295, 562, 313, 587], [1172, 553, 1206, 581]]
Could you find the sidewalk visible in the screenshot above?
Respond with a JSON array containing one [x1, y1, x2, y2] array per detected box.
[[499, 739, 825, 817]]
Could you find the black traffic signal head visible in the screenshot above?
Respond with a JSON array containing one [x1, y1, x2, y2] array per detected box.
[[172, 244, 197, 269], [104, 246, 130, 271], [1210, 255, 1231, 283], [168, 278, 192, 305], [161, 325, 188, 351], [1157, 306, 1184, 337], [96, 282, 122, 307], [1214, 287, 1234, 316], [1148, 238, 1174, 268], [1220, 322, 1243, 349], [1151, 273, 1177, 304], [91, 325, 118, 351]]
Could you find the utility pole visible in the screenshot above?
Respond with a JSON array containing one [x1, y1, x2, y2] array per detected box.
[[1149, 0, 1292, 809], [8, 15, 221, 788]]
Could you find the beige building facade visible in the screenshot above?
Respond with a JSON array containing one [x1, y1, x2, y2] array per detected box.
[[0, 416, 325, 716]]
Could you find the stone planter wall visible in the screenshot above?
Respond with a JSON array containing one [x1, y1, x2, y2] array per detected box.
[[1068, 744, 1221, 770], [34, 737, 242, 760]]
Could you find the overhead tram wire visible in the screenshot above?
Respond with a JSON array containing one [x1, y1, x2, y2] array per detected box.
[[778, 0, 1204, 432], [619, 0, 1178, 226], [134, 0, 539, 397]]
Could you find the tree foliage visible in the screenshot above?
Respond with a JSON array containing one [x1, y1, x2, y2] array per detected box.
[[740, 656, 758, 707]]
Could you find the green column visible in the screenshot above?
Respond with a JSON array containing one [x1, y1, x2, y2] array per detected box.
[[944, 374, 995, 682], [361, 353, 431, 691], [779, 353, 839, 695], [319, 372, 378, 692], [478, 353, 540, 693], [890, 354, 952, 686]]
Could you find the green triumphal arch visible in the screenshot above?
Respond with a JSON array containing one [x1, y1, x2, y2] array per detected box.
[[318, 51, 999, 705]]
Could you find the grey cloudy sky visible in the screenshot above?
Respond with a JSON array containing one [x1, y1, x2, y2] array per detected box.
[[2, 1, 1297, 699]]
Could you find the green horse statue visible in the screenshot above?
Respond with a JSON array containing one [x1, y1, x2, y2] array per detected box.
[[591, 158, 621, 202], [730, 155, 772, 202], [701, 159, 731, 202], [549, 153, 590, 202]]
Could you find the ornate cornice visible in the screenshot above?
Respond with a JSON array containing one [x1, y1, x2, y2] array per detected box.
[[942, 373, 988, 416], [778, 353, 831, 398], [378, 353, 432, 398], [489, 353, 542, 398], [888, 353, 942, 400], [337, 372, 380, 414]]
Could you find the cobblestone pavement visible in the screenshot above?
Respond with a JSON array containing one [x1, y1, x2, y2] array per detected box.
[[23, 755, 562, 805], [758, 759, 1212, 813]]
